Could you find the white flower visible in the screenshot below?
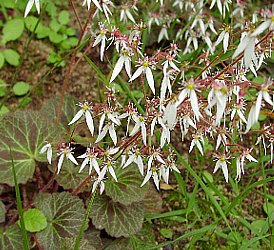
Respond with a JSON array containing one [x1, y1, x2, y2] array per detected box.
[[119, 103, 137, 135], [158, 25, 169, 43], [92, 168, 107, 194], [93, 24, 108, 61], [162, 54, 180, 75], [160, 70, 175, 101], [206, 79, 229, 126], [147, 149, 166, 173], [216, 132, 228, 151], [57, 145, 78, 174], [231, 102, 247, 124], [251, 12, 274, 37], [210, 0, 231, 17], [129, 56, 156, 95], [129, 115, 147, 145], [236, 149, 258, 180], [24, 0, 40, 17], [78, 147, 100, 175], [110, 47, 133, 83], [213, 155, 229, 183], [95, 110, 121, 145], [100, 159, 118, 182], [96, 0, 114, 23], [176, 79, 202, 121], [214, 25, 230, 53], [161, 161, 180, 184], [120, 5, 136, 23], [40, 142, 52, 164], [123, 149, 144, 175], [246, 81, 273, 132], [232, 32, 257, 68], [68, 101, 94, 136], [141, 167, 160, 190], [82, 0, 102, 11], [180, 115, 196, 140], [189, 133, 204, 155]]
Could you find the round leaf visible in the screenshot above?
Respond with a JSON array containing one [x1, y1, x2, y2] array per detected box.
[[0, 111, 64, 185], [3, 49, 20, 66], [35, 192, 86, 250], [23, 208, 47, 232], [2, 18, 24, 44], [105, 163, 148, 205], [90, 195, 144, 237], [52, 161, 89, 190], [58, 11, 70, 25], [12, 81, 30, 96], [0, 224, 24, 249]]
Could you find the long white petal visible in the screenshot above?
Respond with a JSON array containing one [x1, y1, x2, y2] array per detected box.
[[244, 38, 255, 68], [124, 57, 132, 78], [79, 158, 89, 172], [141, 170, 152, 187], [145, 67, 155, 94], [223, 32, 229, 53], [95, 126, 108, 143], [137, 155, 144, 176], [47, 147, 52, 165], [232, 36, 249, 59], [152, 171, 160, 190], [110, 56, 125, 83], [92, 159, 101, 175], [57, 154, 65, 174], [251, 20, 271, 37], [85, 110, 94, 135], [24, 0, 34, 17], [190, 90, 202, 121], [129, 66, 143, 82], [141, 123, 147, 146], [35, 0, 40, 14], [68, 153, 78, 165], [108, 166, 118, 182], [92, 0, 102, 11], [109, 124, 118, 145], [68, 109, 84, 125], [221, 162, 228, 183]]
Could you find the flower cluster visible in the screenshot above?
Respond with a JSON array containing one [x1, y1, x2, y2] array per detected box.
[[33, 0, 273, 192]]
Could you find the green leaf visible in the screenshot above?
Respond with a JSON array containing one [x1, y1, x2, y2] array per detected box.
[[250, 220, 269, 236], [2, 18, 24, 44], [105, 163, 148, 205], [160, 228, 173, 239], [23, 208, 47, 233], [90, 195, 144, 237], [49, 19, 61, 32], [35, 192, 86, 250], [3, 49, 20, 66], [0, 53, 4, 69], [142, 186, 163, 214], [263, 202, 274, 216], [0, 224, 24, 249], [49, 31, 64, 44], [12, 81, 30, 96], [58, 11, 70, 25], [24, 16, 49, 38], [52, 161, 89, 190], [0, 105, 10, 117], [0, 111, 64, 185], [0, 79, 7, 97], [105, 224, 156, 250], [0, 201, 5, 223], [40, 95, 79, 130]]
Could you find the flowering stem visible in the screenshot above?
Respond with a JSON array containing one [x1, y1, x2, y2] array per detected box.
[[56, 6, 96, 124], [74, 187, 97, 250], [69, 0, 83, 32], [214, 30, 273, 79]]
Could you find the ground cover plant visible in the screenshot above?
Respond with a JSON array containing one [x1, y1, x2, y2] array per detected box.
[[0, 0, 273, 249]]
